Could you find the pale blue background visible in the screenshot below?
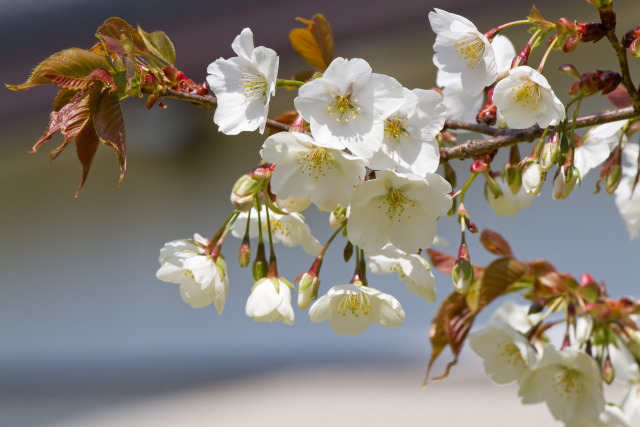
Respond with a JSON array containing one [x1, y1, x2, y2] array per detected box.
[[1, 0, 638, 425]]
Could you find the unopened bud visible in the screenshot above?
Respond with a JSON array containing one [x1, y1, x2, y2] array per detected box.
[[343, 241, 354, 262], [605, 165, 622, 194], [330, 206, 348, 228], [540, 134, 560, 172], [470, 160, 489, 173], [476, 101, 497, 126], [230, 174, 258, 211], [238, 236, 251, 268], [578, 22, 606, 43], [622, 26, 640, 53], [558, 64, 582, 80], [521, 160, 545, 196], [297, 272, 320, 309], [451, 259, 474, 294], [249, 163, 274, 181], [289, 115, 306, 133], [555, 18, 580, 52], [569, 70, 622, 97], [552, 165, 580, 200], [602, 354, 615, 385]]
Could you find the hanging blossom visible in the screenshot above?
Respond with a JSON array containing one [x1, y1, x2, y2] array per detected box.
[[231, 205, 322, 255], [260, 131, 366, 212], [368, 88, 447, 176], [156, 233, 228, 313], [366, 244, 437, 303], [437, 34, 516, 123], [575, 120, 629, 179], [615, 144, 640, 239], [206, 28, 278, 135], [518, 345, 605, 425], [246, 276, 294, 325], [486, 176, 536, 216], [468, 319, 537, 386], [493, 66, 565, 129], [429, 8, 497, 96], [293, 57, 405, 160], [309, 282, 405, 336], [347, 170, 452, 254]]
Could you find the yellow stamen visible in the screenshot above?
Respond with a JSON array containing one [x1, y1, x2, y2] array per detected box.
[[328, 93, 360, 123], [384, 115, 409, 142], [297, 148, 333, 179], [336, 291, 371, 317], [512, 80, 541, 110]]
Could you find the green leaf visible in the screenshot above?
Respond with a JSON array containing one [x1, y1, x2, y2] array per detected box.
[[289, 14, 334, 70], [476, 257, 527, 312], [138, 26, 176, 65], [7, 48, 111, 91]]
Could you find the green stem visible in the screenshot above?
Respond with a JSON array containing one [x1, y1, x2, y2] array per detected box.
[[276, 79, 305, 88], [484, 19, 531, 40], [537, 35, 557, 73], [207, 210, 240, 255]]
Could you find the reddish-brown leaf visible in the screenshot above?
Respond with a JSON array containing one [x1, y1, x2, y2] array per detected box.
[[425, 292, 474, 384], [479, 229, 513, 257], [476, 257, 528, 312], [75, 121, 101, 197], [94, 91, 126, 185], [6, 48, 110, 91], [289, 14, 334, 70], [97, 18, 148, 57]]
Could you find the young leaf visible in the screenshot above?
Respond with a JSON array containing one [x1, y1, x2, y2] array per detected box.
[[476, 257, 527, 312], [94, 91, 126, 185], [75, 120, 102, 197], [97, 17, 148, 57], [138, 26, 176, 65], [479, 229, 513, 257], [426, 248, 485, 277], [289, 14, 334, 70], [7, 48, 111, 91]]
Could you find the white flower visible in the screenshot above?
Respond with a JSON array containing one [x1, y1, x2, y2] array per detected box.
[[490, 300, 542, 334], [260, 131, 366, 212], [567, 405, 631, 427], [156, 233, 228, 313], [493, 66, 565, 129], [276, 194, 312, 213], [293, 57, 405, 159], [368, 88, 446, 176], [469, 321, 537, 385], [309, 282, 405, 335], [367, 244, 436, 303], [575, 120, 628, 179], [206, 28, 278, 134], [518, 345, 605, 424], [231, 205, 322, 255], [347, 170, 452, 253], [437, 34, 515, 123], [487, 176, 536, 216], [429, 8, 497, 96], [615, 144, 640, 239], [245, 277, 294, 324]]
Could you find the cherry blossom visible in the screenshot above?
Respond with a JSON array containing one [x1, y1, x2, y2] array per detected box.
[[245, 277, 294, 324], [575, 120, 628, 179], [206, 28, 278, 134], [309, 282, 405, 335], [156, 233, 228, 313]]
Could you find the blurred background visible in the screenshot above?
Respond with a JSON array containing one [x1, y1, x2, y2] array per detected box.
[[1, 0, 639, 426]]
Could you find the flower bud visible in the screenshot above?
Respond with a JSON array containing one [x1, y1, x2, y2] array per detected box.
[[540, 134, 560, 172], [238, 236, 251, 268], [552, 165, 580, 200], [577, 22, 606, 43], [252, 242, 268, 281], [602, 354, 615, 385], [470, 160, 489, 173], [231, 174, 259, 211], [451, 259, 474, 294], [569, 70, 622, 97], [558, 64, 582, 80], [297, 272, 320, 309], [605, 165, 622, 194], [329, 206, 348, 228], [476, 101, 497, 126], [249, 163, 274, 181], [521, 160, 545, 196]]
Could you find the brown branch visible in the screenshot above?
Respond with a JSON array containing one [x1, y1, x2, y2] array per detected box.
[[159, 88, 292, 133], [441, 106, 638, 161], [159, 88, 638, 162]]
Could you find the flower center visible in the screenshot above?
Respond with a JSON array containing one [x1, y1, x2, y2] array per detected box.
[[498, 340, 524, 367], [511, 80, 541, 110], [337, 291, 371, 317], [552, 368, 582, 400], [298, 148, 333, 179], [238, 72, 267, 101], [184, 269, 195, 280], [454, 37, 485, 70], [380, 188, 415, 221], [328, 93, 360, 123], [384, 116, 409, 142], [268, 217, 290, 237]]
